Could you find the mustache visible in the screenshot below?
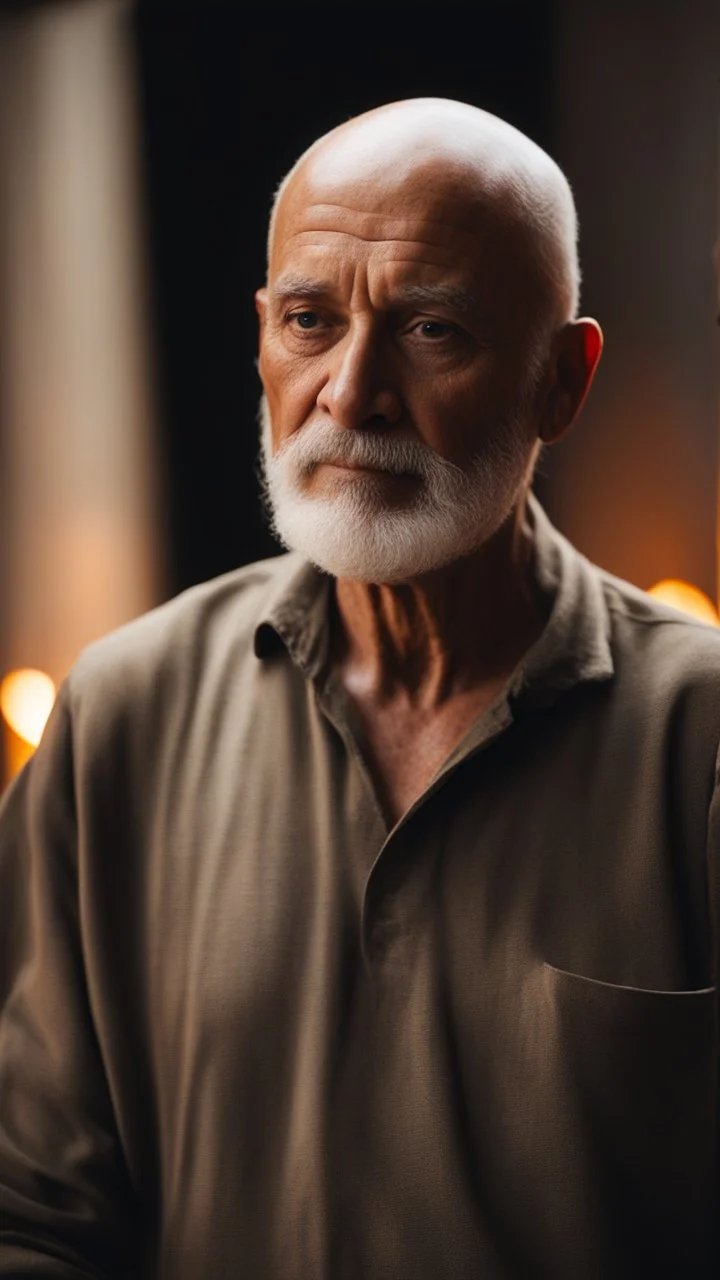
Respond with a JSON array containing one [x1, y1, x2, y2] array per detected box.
[[273, 419, 466, 481]]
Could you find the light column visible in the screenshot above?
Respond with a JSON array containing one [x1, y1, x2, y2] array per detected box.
[[0, 0, 163, 786]]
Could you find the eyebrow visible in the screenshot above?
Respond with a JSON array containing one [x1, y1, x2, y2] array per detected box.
[[270, 274, 480, 315], [393, 283, 479, 314], [270, 275, 336, 303]]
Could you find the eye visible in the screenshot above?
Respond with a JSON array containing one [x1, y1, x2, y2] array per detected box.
[[412, 319, 457, 340], [286, 309, 323, 331]]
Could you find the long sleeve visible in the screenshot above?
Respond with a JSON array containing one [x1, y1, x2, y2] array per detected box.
[[0, 688, 143, 1277], [707, 742, 720, 1182]]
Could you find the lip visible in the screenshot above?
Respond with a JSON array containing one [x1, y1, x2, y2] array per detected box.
[[318, 461, 390, 475], [311, 461, 420, 486]]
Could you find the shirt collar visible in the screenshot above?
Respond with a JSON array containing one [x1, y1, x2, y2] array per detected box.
[[253, 552, 332, 677], [253, 493, 615, 704], [509, 492, 614, 707]]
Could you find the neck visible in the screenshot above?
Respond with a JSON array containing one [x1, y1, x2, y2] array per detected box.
[[331, 495, 547, 709]]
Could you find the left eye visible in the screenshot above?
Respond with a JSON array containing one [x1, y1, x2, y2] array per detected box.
[[415, 320, 455, 339]]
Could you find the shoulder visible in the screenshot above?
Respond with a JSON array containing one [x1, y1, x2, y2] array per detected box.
[[599, 566, 720, 654], [595, 564, 720, 713], [66, 552, 306, 725]]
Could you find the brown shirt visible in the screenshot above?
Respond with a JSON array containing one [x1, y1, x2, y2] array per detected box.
[[0, 496, 718, 1278]]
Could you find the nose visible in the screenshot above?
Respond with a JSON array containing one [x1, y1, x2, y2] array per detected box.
[[316, 324, 402, 429]]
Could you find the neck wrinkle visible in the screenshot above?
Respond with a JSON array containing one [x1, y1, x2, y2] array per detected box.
[[331, 497, 548, 708]]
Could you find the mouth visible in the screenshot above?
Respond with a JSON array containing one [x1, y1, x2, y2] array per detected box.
[[314, 460, 418, 480], [319, 461, 387, 475]]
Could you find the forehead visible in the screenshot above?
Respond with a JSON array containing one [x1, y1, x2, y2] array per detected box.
[[270, 162, 522, 289], [273, 219, 483, 307]]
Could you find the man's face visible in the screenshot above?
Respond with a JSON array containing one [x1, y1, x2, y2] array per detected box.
[[256, 154, 545, 582]]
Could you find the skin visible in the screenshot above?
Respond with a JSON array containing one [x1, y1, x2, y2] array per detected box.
[[256, 100, 603, 821]]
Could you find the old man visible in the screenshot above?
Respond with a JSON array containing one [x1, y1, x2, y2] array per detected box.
[[0, 98, 717, 1278]]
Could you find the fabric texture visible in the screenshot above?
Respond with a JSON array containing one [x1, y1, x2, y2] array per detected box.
[[0, 496, 718, 1277]]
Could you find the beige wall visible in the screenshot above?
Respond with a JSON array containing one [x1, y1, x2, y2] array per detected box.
[[0, 0, 162, 689]]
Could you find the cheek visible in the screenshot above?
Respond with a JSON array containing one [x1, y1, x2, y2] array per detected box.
[[409, 376, 488, 459], [259, 342, 324, 440], [414, 365, 527, 466]]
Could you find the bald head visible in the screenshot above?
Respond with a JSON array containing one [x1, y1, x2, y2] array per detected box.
[[267, 97, 580, 336], [256, 99, 603, 583]]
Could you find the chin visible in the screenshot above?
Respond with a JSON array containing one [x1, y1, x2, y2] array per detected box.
[[267, 491, 504, 584], [258, 394, 532, 581]]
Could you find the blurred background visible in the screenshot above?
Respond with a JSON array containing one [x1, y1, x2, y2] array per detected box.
[[1, 0, 719, 785]]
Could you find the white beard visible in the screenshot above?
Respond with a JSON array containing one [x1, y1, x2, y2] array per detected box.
[[258, 396, 536, 584]]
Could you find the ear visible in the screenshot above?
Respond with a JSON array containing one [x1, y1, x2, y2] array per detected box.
[[255, 287, 268, 339], [537, 318, 603, 445]]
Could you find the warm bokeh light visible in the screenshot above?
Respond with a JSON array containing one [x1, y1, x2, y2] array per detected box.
[[0, 1, 161, 708], [646, 579, 720, 626], [0, 668, 56, 747]]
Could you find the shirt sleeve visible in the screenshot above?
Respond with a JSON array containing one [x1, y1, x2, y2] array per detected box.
[[0, 686, 143, 1277], [708, 742, 720, 1154]]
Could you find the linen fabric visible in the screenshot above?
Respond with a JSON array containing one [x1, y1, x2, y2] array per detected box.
[[0, 496, 718, 1277]]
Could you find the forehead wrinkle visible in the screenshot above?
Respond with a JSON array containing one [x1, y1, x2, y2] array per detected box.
[[284, 228, 468, 248], [281, 235, 477, 272], [297, 202, 483, 235], [277, 202, 489, 259]]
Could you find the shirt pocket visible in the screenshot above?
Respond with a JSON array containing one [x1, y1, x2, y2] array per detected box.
[[540, 961, 716, 1272]]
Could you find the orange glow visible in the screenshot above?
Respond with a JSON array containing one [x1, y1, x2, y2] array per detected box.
[[646, 580, 720, 625], [1, 668, 56, 747]]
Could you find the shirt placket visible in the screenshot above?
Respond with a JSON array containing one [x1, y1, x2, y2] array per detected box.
[[317, 668, 518, 970]]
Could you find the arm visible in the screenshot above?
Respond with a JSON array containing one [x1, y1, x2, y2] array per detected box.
[[708, 742, 720, 1185], [0, 689, 143, 1277]]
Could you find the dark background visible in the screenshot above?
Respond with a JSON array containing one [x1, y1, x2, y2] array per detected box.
[[133, 2, 555, 597], [129, 0, 720, 605]]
